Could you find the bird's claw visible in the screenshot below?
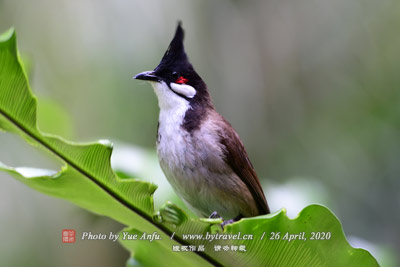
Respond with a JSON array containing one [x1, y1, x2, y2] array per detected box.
[[209, 211, 222, 219]]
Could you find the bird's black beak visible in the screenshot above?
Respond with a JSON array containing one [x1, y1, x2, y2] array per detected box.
[[133, 71, 161, 82]]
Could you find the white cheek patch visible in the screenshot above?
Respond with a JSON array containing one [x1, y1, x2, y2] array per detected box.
[[170, 83, 196, 98]]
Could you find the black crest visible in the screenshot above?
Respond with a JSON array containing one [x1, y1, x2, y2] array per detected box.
[[154, 22, 192, 73]]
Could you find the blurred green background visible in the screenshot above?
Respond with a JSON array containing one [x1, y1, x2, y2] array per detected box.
[[0, 0, 399, 266]]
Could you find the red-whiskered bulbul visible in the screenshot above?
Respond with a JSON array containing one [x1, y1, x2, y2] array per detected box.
[[134, 22, 270, 224]]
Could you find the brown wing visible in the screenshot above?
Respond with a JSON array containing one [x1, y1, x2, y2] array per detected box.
[[218, 118, 270, 215]]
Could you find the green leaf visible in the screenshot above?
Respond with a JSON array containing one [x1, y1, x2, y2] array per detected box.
[[0, 29, 379, 266], [120, 205, 379, 266], [222, 205, 377, 266]]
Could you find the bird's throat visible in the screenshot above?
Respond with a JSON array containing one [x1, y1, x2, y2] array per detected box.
[[150, 81, 191, 135]]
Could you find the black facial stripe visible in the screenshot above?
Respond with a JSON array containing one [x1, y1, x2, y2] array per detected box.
[[181, 100, 208, 132]]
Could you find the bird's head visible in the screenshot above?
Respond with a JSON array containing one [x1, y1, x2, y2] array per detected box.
[[134, 22, 210, 109]]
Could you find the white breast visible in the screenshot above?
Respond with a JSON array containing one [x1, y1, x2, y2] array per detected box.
[[150, 81, 192, 169]]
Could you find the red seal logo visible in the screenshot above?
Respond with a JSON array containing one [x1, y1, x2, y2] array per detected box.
[[62, 229, 76, 243]]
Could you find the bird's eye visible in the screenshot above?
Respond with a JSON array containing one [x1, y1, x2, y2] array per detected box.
[[172, 72, 180, 79], [172, 72, 188, 84]]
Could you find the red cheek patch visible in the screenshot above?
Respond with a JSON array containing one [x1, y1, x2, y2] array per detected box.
[[175, 76, 188, 84]]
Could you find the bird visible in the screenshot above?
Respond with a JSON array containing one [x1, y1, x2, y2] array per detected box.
[[134, 22, 270, 224]]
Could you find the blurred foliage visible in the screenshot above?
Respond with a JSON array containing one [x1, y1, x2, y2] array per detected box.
[[37, 98, 75, 139], [0, 0, 399, 266]]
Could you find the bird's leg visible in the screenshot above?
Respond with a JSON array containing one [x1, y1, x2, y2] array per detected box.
[[221, 214, 243, 228], [209, 212, 243, 229], [209, 211, 222, 219]]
